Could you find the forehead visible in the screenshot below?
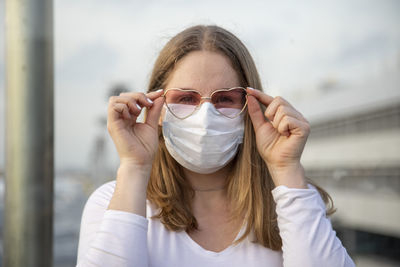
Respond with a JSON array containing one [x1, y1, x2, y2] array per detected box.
[[165, 50, 241, 95]]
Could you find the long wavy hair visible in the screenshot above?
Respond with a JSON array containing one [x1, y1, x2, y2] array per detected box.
[[146, 25, 335, 250]]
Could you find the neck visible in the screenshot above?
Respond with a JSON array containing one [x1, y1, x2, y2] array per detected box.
[[184, 164, 231, 192], [184, 164, 232, 213]]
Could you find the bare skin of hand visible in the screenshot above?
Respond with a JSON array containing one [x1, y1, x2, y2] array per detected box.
[[246, 87, 309, 189], [106, 89, 165, 215], [107, 89, 165, 169]]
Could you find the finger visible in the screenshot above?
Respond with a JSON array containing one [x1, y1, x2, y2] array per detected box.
[[113, 103, 132, 120], [271, 106, 304, 129], [146, 89, 164, 99], [246, 87, 274, 106], [113, 94, 152, 116], [108, 98, 126, 123], [145, 96, 165, 130], [264, 96, 295, 122], [277, 116, 309, 138], [247, 95, 267, 132], [119, 92, 154, 109], [110, 96, 142, 116], [277, 116, 294, 137]]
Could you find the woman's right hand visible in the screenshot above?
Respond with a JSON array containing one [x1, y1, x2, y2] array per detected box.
[[107, 89, 164, 171]]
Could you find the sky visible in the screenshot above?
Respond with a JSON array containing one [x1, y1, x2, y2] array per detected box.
[[0, 0, 399, 171]]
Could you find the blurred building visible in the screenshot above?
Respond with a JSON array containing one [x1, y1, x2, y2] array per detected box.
[[298, 68, 400, 263], [87, 84, 130, 190]]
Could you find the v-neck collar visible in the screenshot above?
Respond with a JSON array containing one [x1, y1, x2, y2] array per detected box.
[[177, 222, 247, 258]]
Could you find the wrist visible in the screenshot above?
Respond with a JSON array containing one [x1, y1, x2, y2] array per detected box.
[[116, 163, 152, 189], [108, 163, 152, 216], [118, 160, 152, 176], [267, 162, 307, 189]]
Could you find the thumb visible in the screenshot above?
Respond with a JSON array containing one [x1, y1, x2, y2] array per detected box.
[[145, 96, 164, 130], [247, 95, 267, 132]]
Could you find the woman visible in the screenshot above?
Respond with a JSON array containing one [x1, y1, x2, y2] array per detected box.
[[77, 25, 355, 266]]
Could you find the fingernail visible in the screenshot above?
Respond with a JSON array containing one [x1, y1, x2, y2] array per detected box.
[[247, 87, 255, 90], [156, 89, 163, 93], [136, 104, 142, 110], [147, 98, 153, 104]]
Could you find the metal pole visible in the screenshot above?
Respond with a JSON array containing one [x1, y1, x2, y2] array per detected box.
[[4, 0, 54, 266]]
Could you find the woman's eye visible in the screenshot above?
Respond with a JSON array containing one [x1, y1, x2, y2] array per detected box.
[[215, 96, 233, 103], [178, 96, 196, 103]]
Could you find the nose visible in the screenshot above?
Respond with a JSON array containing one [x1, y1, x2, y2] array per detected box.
[[200, 96, 212, 104]]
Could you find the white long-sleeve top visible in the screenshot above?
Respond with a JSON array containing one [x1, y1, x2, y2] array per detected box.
[[76, 180, 355, 267]]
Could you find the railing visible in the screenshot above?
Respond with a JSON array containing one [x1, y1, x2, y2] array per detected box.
[[309, 102, 400, 139]]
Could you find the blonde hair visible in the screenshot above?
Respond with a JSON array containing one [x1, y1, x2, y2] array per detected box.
[[146, 25, 335, 250]]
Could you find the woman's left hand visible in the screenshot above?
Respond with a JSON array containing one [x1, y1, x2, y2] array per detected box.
[[246, 88, 310, 189]]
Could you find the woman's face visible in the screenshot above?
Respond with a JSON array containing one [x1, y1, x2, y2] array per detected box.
[[159, 50, 241, 123]]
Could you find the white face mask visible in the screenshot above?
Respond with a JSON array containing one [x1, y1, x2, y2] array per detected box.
[[162, 102, 245, 174]]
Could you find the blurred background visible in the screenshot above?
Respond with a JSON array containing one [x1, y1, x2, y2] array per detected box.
[[0, 0, 399, 266]]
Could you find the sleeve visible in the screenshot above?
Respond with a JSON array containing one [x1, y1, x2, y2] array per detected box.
[[272, 184, 355, 267], [76, 181, 149, 267]]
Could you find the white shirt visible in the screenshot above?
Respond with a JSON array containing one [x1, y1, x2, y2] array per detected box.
[[76, 181, 355, 267]]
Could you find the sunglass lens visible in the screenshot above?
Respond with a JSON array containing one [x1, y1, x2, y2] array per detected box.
[[164, 89, 201, 118], [211, 88, 247, 117]]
